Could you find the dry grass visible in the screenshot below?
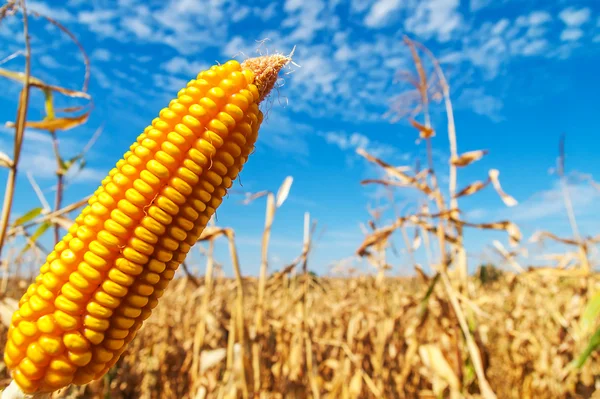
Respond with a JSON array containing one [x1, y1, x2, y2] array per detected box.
[[2, 273, 600, 398], [2, 2, 600, 398]]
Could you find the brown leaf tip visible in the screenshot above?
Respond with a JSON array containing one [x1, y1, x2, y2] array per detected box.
[[241, 53, 291, 103]]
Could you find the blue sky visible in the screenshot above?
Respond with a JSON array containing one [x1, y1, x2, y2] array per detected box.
[[1, 0, 599, 277]]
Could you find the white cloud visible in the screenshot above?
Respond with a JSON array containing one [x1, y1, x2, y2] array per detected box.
[[161, 57, 209, 77], [405, 0, 462, 42], [561, 28, 584, 42], [457, 87, 503, 121], [559, 7, 591, 27], [509, 181, 599, 223], [364, 0, 402, 28], [28, 1, 74, 21], [38, 55, 61, 69], [470, 0, 491, 12], [320, 131, 399, 162], [90, 48, 111, 62], [120, 17, 152, 38]]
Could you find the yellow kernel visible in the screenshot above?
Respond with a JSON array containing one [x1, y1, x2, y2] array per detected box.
[[118, 199, 143, 219], [89, 240, 113, 259], [110, 209, 134, 229], [104, 339, 125, 351], [48, 355, 76, 374], [149, 205, 174, 224], [86, 301, 113, 318], [123, 247, 149, 264], [115, 258, 143, 276], [93, 346, 114, 363], [83, 315, 110, 331], [68, 272, 94, 293], [129, 237, 154, 256], [68, 351, 92, 367], [148, 259, 166, 273], [108, 268, 136, 286], [77, 262, 103, 283], [107, 328, 129, 339], [156, 196, 179, 216], [68, 237, 86, 252], [102, 280, 128, 298], [125, 188, 147, 207], [134, 226, 158, 244], [98, 230, 122, 249], [10, 327, 28, 346], [55, 295, 82, 314], [242, 69, 255, 84], [83, 329, 105, 345], [117, 305, 142, 319], [22, 348, 49, 373], [64, 332, 90, 352], [43, 370, 74, 389], [38, 335, 64, 356], [141, 216, 166, 236], [104, 218, 128, 238], [126, 294, 149, 308], [29, 294, 51, 313], [54, 310, 80, 331], [18, 321, 38, 337], [94, 290, 122, 309], [147, 159, 170, 179], [37, 315, 57, 334], [49, 259, 70, 277], [18, 357, 45, 380], [112, 316, 135, 330], [162, 186, 186, 205], [133, 178, 154, 197]]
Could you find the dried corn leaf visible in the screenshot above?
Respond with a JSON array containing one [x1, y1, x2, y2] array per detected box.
[[454, 178, 491, 198], [451, 149, 488, 167], [6, 110, 90, 132], [356, 148, 433, 195], [349, 370, 363, 398], [409, 118, 435, 138], [529, 230, 579, 246], [418, 344, 460, 391], [356, 225, 395, 257], [275, 176, 293, 207], [489, 169, 518, 206], [240, 190, 269, 205], [0, 150, 13, 168], [198, 226, 229, 242], [0, 68, 91, 99]]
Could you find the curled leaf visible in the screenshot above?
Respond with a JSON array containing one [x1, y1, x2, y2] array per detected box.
[[409, 118, 435, 139], [276, 176, 293, 208], [0, 151, 13, 168], [197, 226, 230, 242], [489, 169, 518, 207], [454, 179, 491, 199], [0, 68, 90, 99], [6, 110, 91, 132], [450, 150, 488, 167]]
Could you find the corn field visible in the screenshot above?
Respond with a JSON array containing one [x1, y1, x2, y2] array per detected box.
[[1, 1, 600, 398]]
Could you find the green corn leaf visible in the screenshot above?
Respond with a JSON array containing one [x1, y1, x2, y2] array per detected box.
[[572, 326, 600, 369], [13, 207, 43, 227], [580, 291, 600, 333]]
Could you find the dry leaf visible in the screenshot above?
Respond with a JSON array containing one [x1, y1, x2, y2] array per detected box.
[[0, 150, 13, 168], [450, 149, 488, 167], [489, 169, 518, 207], [357, 148, 433, 195], [0, 67, 90, 99], [276, 176, 293, 208], [409, 118, 435, 138], [6, 110, 91, 132], [454, 179, 491, 198], [419, 344, 460, 392]]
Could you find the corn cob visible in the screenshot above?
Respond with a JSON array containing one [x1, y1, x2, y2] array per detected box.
[[2, 54, 290, 396]]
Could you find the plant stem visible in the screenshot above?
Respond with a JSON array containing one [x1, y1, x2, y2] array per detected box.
[[0, 0, 31, 261]]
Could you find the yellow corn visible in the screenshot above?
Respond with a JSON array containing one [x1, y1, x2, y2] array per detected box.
[[3, 55, 289, 394]]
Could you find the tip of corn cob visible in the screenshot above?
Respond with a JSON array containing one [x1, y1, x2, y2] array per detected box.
[[241, 53, 291, 102]]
